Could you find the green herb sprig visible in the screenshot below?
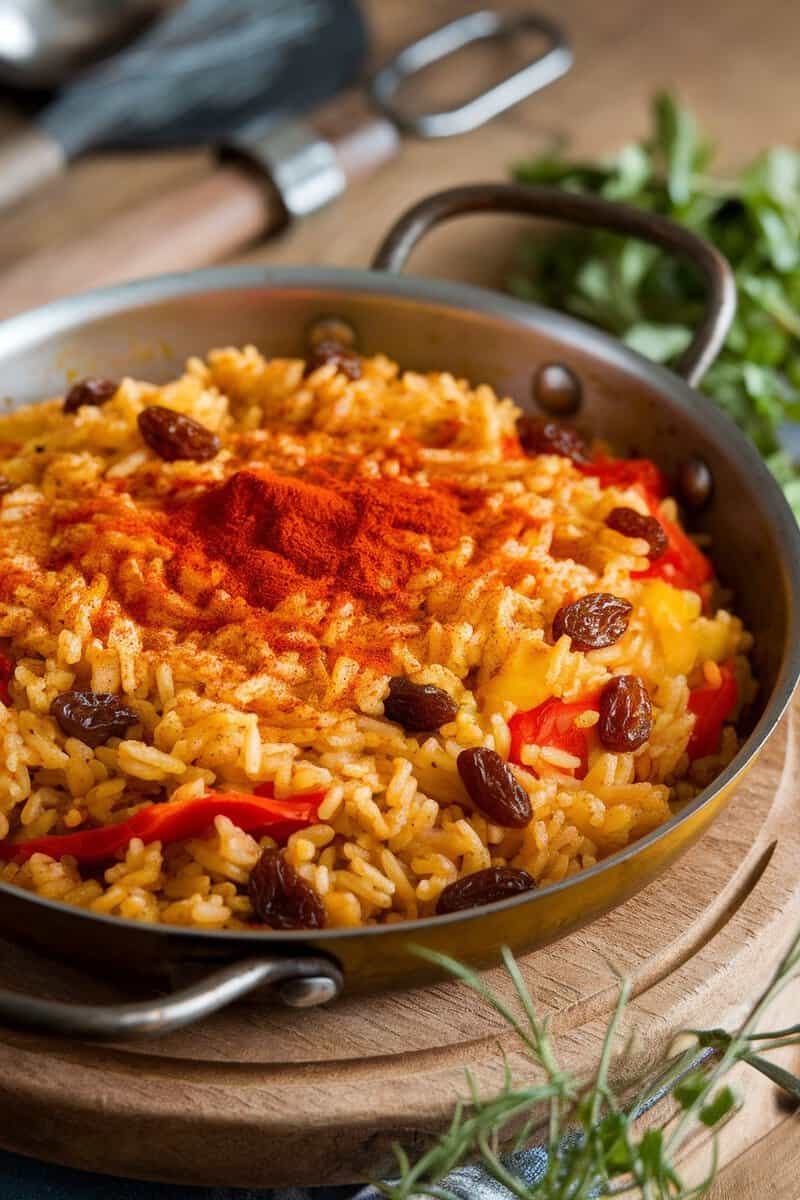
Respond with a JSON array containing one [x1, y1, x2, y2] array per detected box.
[[509, 94, 800, 516], [379, 927, 800, 1199]]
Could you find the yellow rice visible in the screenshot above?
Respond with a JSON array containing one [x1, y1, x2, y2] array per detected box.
[[0, 345, 754, 929]]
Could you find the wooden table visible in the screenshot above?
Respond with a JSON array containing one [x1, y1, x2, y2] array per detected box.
[[0, 0, 798, 1193], [1, 0, 800, 291]]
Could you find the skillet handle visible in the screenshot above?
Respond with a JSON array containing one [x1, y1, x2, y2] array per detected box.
[[0, 954, 343, 1040], [371, 183, 736, 387]]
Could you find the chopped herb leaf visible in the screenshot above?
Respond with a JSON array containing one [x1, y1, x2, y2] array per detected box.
[[511, 93, 800, 518]]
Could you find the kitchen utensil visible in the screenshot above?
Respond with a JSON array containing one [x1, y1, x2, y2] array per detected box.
[[0, 183, 797, 1039], [0, 0, 368, 209], [0, 0, 171, 88], [0, 9, 573, 317]]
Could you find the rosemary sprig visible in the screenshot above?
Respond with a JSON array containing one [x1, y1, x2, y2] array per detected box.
[[378, 928, 800, 1200]]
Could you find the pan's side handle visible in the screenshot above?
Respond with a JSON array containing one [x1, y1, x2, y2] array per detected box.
[[371, 183, 736, 387], [0, 954, 342, 1040]]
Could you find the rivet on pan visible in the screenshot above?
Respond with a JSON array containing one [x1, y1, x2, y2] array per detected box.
[[306, 316, 357, 350], [677, 457, 713, 511], [278, 975, 339, 1008], [533, 363, 582, 415]]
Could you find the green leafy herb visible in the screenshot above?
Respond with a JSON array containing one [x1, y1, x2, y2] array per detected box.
[[509, 93, 800, 517], [379, 927, 800, 1199]]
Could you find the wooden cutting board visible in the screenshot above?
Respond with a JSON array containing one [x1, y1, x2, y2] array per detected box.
[[0, 695, 796, 1190], [0, 1, 798, 1190]]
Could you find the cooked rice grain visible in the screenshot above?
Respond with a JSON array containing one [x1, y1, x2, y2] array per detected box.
[[0, 347, 754, 928]]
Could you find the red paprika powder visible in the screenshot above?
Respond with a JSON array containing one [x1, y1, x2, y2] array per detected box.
[[167, 467, 466, 612]]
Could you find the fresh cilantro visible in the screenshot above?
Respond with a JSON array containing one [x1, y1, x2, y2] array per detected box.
[[510, 93, 800, 518]]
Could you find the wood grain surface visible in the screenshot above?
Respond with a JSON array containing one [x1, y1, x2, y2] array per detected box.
[[708, 1113, 800, 1200], [0, 0, 799, 1191], [0, 0, 798, 294]]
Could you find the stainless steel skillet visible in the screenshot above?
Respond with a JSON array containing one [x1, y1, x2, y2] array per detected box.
[[0, 184, 797, 1039]]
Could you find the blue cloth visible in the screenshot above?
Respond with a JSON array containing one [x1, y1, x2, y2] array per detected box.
[[0, 1147, 547, 1198], [0, 1151, 358, 1199]]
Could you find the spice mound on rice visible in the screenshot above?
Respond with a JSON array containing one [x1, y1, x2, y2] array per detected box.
[[0, 343, 754, 930]]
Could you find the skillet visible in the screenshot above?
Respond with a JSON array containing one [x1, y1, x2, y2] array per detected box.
[[0, 184, 798, 1038]]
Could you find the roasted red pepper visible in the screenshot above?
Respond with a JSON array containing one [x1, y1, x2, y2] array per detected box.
[[0, 655, 12, 707], [501, 433, 524, 459], [509, 694, 600, 779], [0, 783, 321, 864], [687, 663, 738, 760], [635, 503, 714, 597], [587, 458, 713, 597], [582, 456, 669, 501], [584, 455, 713, 593]]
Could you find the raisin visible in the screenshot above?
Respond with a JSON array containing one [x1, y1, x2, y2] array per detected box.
[[248, 848, 325, 930], [63, 377, 118, 414], [457, 747, 532, 828], [137, 405, 221, 462], [552, 592, 633, 651], [0, 475, 13, 496], [304, 339, 362, 381], [598, 675, 652, 752], [436, 866, 535, 915], [383, 677, 458, 732], [606, 506, 667, 561], [516, 414, 588, 464], [50, 691, 139, 748]]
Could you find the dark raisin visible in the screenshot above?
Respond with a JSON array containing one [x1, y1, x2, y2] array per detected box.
[[383, 677, 458, 732], [436, 866, 535, 915], [606, 506, 667, 561], [50, 691, 139, 748], [248, 848, 325, 930], [552, 592, 633, 651], [457, 747, 532, 828], [598, 675, 652, 752], [137, 405, 221, 462], [677, 458, 713, 511], [304, 339, 362, 381], [63, 377, 118, 414], [0, 475, 13, 496], [516, 414, 588, 464]]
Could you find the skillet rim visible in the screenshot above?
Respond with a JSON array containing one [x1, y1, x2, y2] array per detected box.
[[0, 263, 798, 946]]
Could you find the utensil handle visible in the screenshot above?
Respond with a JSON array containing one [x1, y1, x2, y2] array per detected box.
[[372, 183, 736, 386], [0, 954, 343, 1040], [0, 127, 66, 210], [219, 90, 399, 220], [0, 94, 399, 321], [0, 166, 281, 320]]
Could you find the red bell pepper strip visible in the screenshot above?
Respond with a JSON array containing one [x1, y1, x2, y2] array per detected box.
[[501, 433, 524, 460], [583, 456, 714, 595], [581, 456, 669, 501], [634, 503, 714, 596], [0, 783, 321, 864], [585, 460, 713, 597], [509, 694, 601, 779], [687, 663, 738, 760], [0, 655, 12, 707]]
